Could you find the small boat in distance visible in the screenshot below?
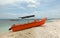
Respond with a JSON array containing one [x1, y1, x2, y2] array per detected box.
[[9, 18, 47, 32], [10, 15, 35, 21], [10, 19, 19, 21], [18, 15, 35, 19]]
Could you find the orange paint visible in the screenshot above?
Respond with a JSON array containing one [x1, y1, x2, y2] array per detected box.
[[10, 18, 47, 32]]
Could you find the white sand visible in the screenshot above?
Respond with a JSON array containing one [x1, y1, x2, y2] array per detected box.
[[0, 20, 60, 38]]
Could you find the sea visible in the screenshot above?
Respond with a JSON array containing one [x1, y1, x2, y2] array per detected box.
[[0, 19, 55, 33]]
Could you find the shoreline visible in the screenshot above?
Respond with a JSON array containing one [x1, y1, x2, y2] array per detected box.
[[0, 19, 60, 38]]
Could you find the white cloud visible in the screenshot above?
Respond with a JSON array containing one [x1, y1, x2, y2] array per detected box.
[[0, 0, 32, 5], [27, 2, 40, 8], [26, 0, 40, 8], [0, 0, 17, 5], [0, 0, 55, 8], [18, 0, 40, 8], [0, 0, 40, 8]]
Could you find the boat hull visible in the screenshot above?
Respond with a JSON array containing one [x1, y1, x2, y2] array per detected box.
[[10, 18, 47, 32]]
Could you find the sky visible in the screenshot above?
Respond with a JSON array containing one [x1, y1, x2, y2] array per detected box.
[[0, 0, 60, 19]]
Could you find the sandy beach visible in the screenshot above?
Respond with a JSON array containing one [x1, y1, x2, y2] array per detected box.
[[0, 20, 60, 38]]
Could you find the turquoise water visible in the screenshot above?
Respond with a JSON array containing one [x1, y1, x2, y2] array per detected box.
[[0, 19, 53, 33]]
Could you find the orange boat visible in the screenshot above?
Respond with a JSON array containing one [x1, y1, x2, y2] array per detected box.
[[9, 18, 47, 32]]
